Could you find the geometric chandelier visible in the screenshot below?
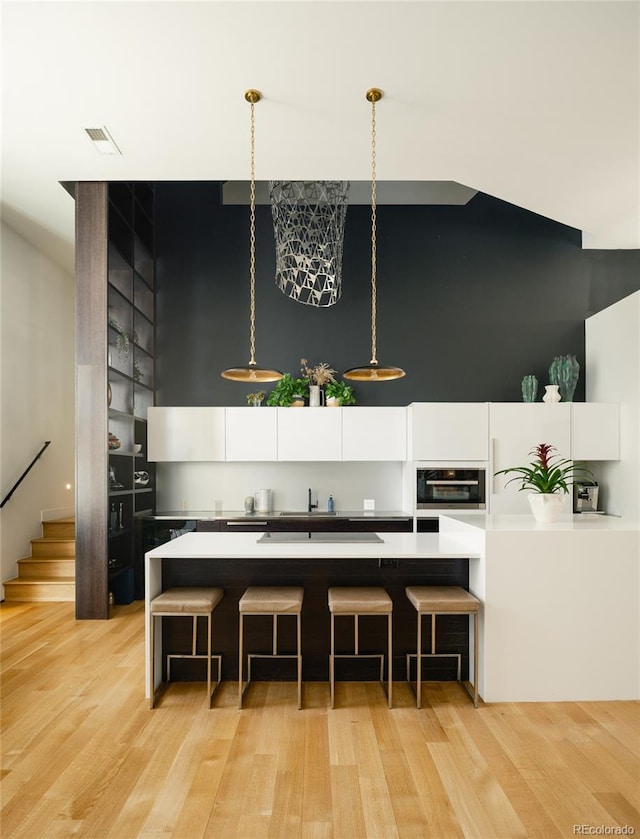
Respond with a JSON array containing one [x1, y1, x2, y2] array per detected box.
[[269, 180, 350, 307]]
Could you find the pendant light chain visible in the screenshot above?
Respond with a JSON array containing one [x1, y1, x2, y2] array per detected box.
[[220, 90, 283, 382], [370, 93, 378, 366], [339, 87, 405, 382], [248, 94, 257, 367]]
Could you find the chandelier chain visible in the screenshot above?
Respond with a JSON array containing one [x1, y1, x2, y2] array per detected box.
[[248, 97, 257, 366], [370, 95, 378, 365]]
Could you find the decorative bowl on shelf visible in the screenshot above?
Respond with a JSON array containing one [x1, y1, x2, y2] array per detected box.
[[133, 443, 142, 454], [108, 433, 121, 450]]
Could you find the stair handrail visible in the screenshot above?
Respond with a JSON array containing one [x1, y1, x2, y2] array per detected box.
[[1, 441, 52, 509]]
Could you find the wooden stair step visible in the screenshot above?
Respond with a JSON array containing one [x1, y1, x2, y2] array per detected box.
[[17, 557, 75, 579], [3, 577, 75, 602], [42, 518, 75, 539], [30, 537, 75, 558]]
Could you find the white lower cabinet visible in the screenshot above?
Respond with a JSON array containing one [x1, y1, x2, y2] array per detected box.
[[277, 407, 342, 461], [571, 403, 620, 460], [408, 402, 489, 461], [489, 403, 571, 514], [147, 407, 226, 461], [225, 407, 278, 461], [342, 407, 407, 461]]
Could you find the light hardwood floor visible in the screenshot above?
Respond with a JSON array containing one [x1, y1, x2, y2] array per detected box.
[[1, 601, 638, 838]]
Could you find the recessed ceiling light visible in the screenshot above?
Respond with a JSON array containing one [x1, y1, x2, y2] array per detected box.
[[85, 126, 122, 155]]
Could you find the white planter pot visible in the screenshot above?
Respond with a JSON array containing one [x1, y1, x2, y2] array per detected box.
[[528, 493, 565, 523]]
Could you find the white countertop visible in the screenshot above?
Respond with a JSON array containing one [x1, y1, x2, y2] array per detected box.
[[440, 513, 639, 533], [145, 531, 477, 560]]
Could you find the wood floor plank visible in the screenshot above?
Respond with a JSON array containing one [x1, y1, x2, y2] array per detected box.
[[1, 601, 639, 839]]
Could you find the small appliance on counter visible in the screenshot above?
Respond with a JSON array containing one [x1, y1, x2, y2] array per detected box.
[[573, 480, 602, 514], [255, 488, 272, 513]]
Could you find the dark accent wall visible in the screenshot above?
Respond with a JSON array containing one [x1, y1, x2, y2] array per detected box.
[[155, 183, 640, 406]]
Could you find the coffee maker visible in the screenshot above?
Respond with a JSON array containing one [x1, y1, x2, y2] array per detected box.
[[573, 481, 600, 513]]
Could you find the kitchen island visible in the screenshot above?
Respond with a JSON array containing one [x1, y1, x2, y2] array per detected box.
[[440, 513, 639, 702], [145, 530, 477, 699], [145, 514, 639, 704]]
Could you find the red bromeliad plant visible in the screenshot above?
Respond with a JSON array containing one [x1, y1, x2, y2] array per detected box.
[[494, 443, 593, 494]]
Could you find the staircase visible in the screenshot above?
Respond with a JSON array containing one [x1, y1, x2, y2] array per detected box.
[[3, 517, 75, 602]]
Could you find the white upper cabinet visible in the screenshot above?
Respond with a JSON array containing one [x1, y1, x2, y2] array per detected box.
[[489, 403, 571, 514], [277, 407, 342, 461], [147, 407, 226, 461], [342, 407, 407, 461], [571, 403, 620, 460], [408, 403, 489, 461], [225, 407, 278, 461]]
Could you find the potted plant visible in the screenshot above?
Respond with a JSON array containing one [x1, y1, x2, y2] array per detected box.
[[325, 379, 356, 407], [266, 374, 309, 407], [494, 442, 593, 522], [246, 390, 266, 407], [300, 358, 336, 406]]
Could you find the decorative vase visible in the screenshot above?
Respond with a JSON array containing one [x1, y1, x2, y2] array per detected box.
[[309, 385, 325, 407], [549, 355, 580, 402], [521, 374, 538, 403], [542, 384, 561, 403], [528, 493, 565, 523], [326, 396, 341, 407]]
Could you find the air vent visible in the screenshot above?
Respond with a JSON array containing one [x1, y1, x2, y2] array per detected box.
[[85, 126, 121, 155]]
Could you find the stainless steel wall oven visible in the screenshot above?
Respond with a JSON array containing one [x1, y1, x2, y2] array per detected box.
[[416, 466, 486, 510]]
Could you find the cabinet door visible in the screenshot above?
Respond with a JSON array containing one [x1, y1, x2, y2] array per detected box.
[[277, 407, 342, 461], [147, 407, 225, 461], [571, 403, 620, 460], [342, 407, 407, 461], [489, 403, 571, 514], [225, 407, 278, 461], [409, 403, 489, 461]]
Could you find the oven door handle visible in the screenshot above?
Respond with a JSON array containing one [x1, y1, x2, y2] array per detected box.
[[425, 480, 479, 486]]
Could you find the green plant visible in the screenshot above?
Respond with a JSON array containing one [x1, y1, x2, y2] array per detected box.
[[325, 379, 356, 406], [266, 374, 309, 407], [494, 443, 592, 494], [108, 317, 130, 358], [246, 390, 266, 406]]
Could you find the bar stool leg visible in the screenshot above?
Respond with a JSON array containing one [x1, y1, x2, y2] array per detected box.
[[297, 611, 302, 710], [330, 613, 335, 709], [150, 612, 156, 710], [238, 612, 244, 709], [473, 611, 479, 708], [416, 611, 422, 710], [387, 612, 393, 709]]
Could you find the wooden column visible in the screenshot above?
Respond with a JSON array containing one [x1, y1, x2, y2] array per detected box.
[[75, 182, 109, 619]]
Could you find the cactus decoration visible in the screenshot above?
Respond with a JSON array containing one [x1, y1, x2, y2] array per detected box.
[[549, 355, 580, 402], [521, 374, 538, 403]]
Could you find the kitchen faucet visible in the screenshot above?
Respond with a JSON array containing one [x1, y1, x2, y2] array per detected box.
[[308, 488, 318, 513]]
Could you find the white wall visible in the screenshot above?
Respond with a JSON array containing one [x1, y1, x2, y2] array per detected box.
[[155, 461, 404, 514], [0, 222, 75, 593], [585, 291, 640, 520]]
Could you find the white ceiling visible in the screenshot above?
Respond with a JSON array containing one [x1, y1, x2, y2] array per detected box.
[[2, 0, 639, 276]]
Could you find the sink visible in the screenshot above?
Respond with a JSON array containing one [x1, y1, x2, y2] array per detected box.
[[258, 532, 383, 544], [278, 510, 337, 516]]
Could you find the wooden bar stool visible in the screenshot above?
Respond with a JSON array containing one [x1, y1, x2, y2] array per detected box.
[[238, 586, 304, 709], [149, 586, 223, 709], [405, 585, 480, 708], [328, 586, 393, 709]]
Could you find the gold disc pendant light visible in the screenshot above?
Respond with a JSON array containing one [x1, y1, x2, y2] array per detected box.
[[221, 90, 283, 382], [344, 89, 405, 382]]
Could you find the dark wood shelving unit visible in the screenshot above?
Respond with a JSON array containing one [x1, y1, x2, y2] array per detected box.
[[76, 182, 155, 618]]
